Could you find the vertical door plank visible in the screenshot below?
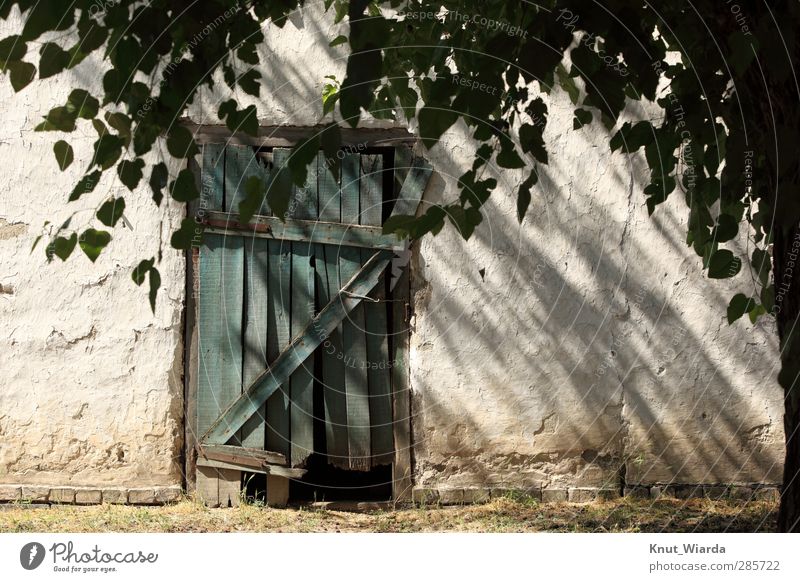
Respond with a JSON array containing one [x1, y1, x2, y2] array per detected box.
[[240, 145, 274, 449], [202, 144, 225, 211], [316, 153, 349, 468], [197, 234, 244, 505], [242, 238, 270, 448], [265, 148, 294, 462], [266, 241, 292, 460], [340, 153, 371, 470], [360, 154, 393, 466], [288, 152, 318, 467]]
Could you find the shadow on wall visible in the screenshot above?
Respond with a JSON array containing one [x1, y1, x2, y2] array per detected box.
[[407, 108, 783, 494]]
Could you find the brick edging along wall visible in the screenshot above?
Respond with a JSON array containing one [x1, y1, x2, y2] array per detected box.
[[412, 484, 782, 505], [0, 483, 781, 506], [0, 485, 182, 505]]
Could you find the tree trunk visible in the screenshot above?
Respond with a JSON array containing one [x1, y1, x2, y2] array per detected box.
[[774, 222, 800, 532]]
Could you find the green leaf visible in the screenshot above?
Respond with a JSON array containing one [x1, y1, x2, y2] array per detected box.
[[322, 79, 340, 116], [39, 42, 69, 78], [556, 64, 579, 105], [78, 228, 111, 262], [117, 158, 144, 191], [170, 217, 201, 249], [92, 134, 123, 169], [573, 108, 593, 129], [48, 232, 77, 262], [707, 249, 741, 279], [329, 35, 348, 47], [382, 206, 447, 239], [0, 36, 26, 65], [7, 60, 36, 91], [35, 106, 76, 132], [68, 170, 102, 201], [150, 163, 168, 206], [92, 119, 108, 137], [748, 303, 767, 324], [97, 197, 126, 227], [218, 100, 258, 137], [21, 0, 72, 41], [167, 126, 199, 158], [727, 293, 755, 324], [67, 89, 99, 119], [169, 169, 199, 202], [239, 176, 265, 224], [105, 112, 131, 145], [53, 140, 74, 171]]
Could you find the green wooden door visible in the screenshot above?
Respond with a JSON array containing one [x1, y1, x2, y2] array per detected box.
[[194, 143, 431, 502]]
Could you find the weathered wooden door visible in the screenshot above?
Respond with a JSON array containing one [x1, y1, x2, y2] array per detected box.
[[191, 143, 431, 506]]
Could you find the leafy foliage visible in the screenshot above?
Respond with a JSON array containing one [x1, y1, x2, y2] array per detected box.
[[0, 1, 793, 325]]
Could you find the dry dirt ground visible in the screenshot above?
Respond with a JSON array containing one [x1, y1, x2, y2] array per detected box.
[[0, 496, 779, 533]]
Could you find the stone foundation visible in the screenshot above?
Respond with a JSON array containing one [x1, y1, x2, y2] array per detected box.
[[0, 485, 182, 505], [412, 484, 782, 505]]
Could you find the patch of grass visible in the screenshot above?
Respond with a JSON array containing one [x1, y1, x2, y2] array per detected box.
[[0, 496, 778, 533]]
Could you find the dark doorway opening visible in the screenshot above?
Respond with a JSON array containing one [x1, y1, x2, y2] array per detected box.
[[289, 454, 392, 502]]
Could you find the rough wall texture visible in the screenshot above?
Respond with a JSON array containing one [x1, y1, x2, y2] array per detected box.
[[410, 95, 784, 496], [0, 15, 185, 490], [0, 5, 784, 496]]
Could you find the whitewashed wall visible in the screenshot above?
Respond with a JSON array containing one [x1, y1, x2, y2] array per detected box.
[[0, 3, 783, 501]]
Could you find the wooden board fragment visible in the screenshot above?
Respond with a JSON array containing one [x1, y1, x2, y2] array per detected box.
[[264, 148, 293, 461], [289, 150, 318, 467], [196, 233, 244, 505], [315, 152, 349, 469], [340, 153, 371, 470], [199, 443, 287, 466], [203, 211, 403, 250], [242, 237, 270, 448], [360, 154, 394, 466]]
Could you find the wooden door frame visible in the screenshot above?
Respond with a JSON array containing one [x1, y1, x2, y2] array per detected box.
[[183, 126, 419, 503]]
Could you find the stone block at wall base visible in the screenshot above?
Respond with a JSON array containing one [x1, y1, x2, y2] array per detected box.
[[0, 486, 22, 502], [645, 484, 781, 502]]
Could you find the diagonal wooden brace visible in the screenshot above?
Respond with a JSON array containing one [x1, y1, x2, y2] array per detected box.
[[201, 249, 394, 445]]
